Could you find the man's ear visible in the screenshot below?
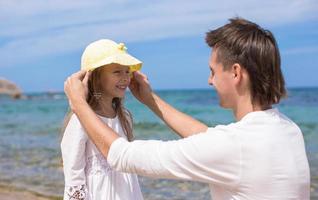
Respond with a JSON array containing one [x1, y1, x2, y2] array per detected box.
[[231, 63, 242, 81]]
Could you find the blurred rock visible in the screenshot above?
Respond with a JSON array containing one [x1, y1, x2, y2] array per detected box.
[[0, 78, 22, 99]]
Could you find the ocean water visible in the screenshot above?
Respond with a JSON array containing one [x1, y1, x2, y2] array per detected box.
[[0, 88, 317, 199]]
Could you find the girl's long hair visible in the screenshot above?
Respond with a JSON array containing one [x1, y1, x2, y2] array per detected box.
[[61, 66, 134, 141]]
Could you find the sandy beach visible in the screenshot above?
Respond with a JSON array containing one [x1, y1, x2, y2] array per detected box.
[[0, 185, 61, 200]]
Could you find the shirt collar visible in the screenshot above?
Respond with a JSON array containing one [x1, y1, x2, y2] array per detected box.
[[239, 108, 279, 122]]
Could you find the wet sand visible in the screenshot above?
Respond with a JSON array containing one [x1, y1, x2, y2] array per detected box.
[[0, 185, 61, 200]]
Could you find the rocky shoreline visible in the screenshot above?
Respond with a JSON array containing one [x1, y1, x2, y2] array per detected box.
[[0, 78, 22, 99]]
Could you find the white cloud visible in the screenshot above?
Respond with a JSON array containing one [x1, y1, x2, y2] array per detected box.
[[0, 0, 317, 67]]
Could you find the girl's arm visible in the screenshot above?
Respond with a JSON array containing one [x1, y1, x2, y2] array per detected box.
[[65, 105, 239, 186], [71, 101, 119, 157], [61, 114, 88, 200]]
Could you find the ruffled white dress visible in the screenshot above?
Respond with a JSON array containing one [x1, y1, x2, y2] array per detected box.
[[61, 114, 143, 200]]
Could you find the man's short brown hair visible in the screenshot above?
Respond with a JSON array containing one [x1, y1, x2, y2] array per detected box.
[[206, 17, 286, 108]]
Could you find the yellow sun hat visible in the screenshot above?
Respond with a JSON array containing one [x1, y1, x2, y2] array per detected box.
[[81, 39, 142, 72]]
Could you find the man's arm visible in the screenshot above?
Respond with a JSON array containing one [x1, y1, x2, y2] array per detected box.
[[146, 92, 208, 137], [64, 71, 239, 185], [129, 71, 208, 138], [64, 70, 207, 157], [64, 70, 117, 157]]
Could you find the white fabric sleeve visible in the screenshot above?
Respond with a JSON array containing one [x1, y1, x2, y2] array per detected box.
[[107, 126, 241, 187], [61, 114, 88, 200]]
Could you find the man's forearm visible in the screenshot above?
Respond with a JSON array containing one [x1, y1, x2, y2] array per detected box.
[[72, 100, 119, 157], [147, 93, 208, 138]]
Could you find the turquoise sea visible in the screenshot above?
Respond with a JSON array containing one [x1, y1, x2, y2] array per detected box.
[[0, 88, 317, 199]]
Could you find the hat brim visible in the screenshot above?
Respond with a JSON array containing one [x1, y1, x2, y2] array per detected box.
[[83, 53, 142, 72]]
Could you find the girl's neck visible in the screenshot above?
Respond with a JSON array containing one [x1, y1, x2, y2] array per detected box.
[[94, 97, 116, 118]]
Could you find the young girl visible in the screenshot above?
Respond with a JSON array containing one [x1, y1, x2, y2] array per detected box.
[[61, 39, 144, 200]]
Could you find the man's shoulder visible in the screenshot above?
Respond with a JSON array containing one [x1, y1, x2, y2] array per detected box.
[[205, 122, 241, 137], [209, 120, 241, 130]]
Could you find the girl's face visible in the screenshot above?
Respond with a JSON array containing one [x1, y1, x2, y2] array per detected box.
[[99, 64, 131, 98]]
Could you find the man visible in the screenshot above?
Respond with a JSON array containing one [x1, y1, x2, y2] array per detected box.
[[64, 18, 310, 199]]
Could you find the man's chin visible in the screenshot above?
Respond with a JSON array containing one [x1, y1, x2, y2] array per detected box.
[[219, 101, 231, 109]]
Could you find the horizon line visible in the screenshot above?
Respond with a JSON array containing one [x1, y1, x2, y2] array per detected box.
[[19, 86, 318, 95]]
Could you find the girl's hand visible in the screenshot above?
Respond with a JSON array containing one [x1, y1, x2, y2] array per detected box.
[[64, 70, 91, 111]]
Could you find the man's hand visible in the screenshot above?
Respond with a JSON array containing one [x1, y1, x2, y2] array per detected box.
[[64, 70, 91, 111], [129, 71, 154, 106]]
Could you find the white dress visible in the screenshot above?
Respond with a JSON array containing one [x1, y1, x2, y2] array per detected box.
[[61, 114, 143, 200]]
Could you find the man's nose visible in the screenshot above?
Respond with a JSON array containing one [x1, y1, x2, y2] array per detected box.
[[208, 77, 213, 86]]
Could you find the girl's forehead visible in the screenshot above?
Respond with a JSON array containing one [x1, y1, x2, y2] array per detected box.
[[102, 64, 129, 71]]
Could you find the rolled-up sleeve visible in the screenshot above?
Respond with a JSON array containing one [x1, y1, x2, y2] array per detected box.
[[107, 126, 241, 186]]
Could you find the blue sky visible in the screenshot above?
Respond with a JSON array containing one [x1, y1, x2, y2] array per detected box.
[[0, 0, 317, 92]]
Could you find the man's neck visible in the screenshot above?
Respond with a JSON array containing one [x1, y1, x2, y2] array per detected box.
[[233, 96, 264, 121]]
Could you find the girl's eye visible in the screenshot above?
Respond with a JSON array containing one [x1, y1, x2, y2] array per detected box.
[[113, 69, 130, 74]]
